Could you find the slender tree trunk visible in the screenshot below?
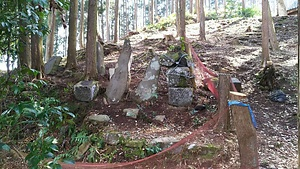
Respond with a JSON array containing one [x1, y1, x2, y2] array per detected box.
[[149, 0, 154, 24], [242, 0, 245, 10], [189, 0, 193, 14], [277, 0, 287, 16], [196, 0, 200, 22], [223, 0, 226, 16], [100, 0, 105, 39], [166, 0, 169, 17], [66, 0, 78, 69], [106, 0, 110, 41], [171, 0, 174, 13], [199, 0, 206, 41], [45, 8, 56, 62], [18, 15, 31, 68], [215, 0, 218, 14], [175, 0, 179, 36], [267, 1, 279, 51], [262, 0, 270, 66], [154, 0, 158, 17], [143, 0, 145, 27], [31, 34, 43, 78], [85, 0, 98, 80], [79, 0, 85, 49], [134, 0, 138, 30], [179, 0, 186, 38], [114, 0, 119, 43]]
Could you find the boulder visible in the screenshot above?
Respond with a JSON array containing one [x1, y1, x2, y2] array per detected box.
[[168, 87, 193, 106], [44, 56, 62, 75], [74, 81, 99, 101]]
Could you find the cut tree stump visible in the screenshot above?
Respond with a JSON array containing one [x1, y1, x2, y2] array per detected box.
[[229, 91, 259, 169], [105, 39, 132, 103], [215, 73, 231, 132]]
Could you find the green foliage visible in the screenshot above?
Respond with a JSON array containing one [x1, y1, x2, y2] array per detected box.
[[238, 7, 260, 18], [225, 0, 260, 18], [145, 144, 162, 156], [206, 11, 218, 20]]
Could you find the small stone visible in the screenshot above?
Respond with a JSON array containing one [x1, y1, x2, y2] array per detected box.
[[44, 56, 62, 75], [150, 137, 179, 149], [124, 108, 139, 119], [104, 132, 121, 145], [168, 87, 193, 106], [154, 115, 166, 122], [74, 81, 99, 101], [88, 114, 111, 123]]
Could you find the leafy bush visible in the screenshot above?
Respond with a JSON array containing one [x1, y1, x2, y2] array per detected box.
[[238, 7, 260, 18]]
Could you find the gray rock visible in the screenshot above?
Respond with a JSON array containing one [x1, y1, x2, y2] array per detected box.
[[88, 114, 111, 122], [44, 56, 62, 75], [168, 87, 193, 106], [74, 81, 99, 101], [231, 77, 242, 92], [124, 108, 139, 119], [133, 55, 160, 102], [104, 132, 121, 145], [154, 115, 166, 122], [150, 136, 179, 149], [167, 67, 195, 87]]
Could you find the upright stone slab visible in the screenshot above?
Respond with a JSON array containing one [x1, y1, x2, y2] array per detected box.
[[44, 56, 62, 75], [168, 87, 193, 106], [74, 81, 99, 101], [132, 54, 161, 102], [167, 67, 194, 87]]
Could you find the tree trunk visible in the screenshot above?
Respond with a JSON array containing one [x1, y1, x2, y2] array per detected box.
[[149, 0, 154, 24], [18, 15, 31, 68], [178, 0, 186, 38], [229, 92, 259, 169], [79, 0, 85, 49], [106, 0, 110, 41], [45, 8, 56, 62], [85, 0, 98, 80], [214, 0, 218, 15], [262, 0, 270, 67], [215, 74, 230, 132], [242, 0, 245, 10], [171, 0, 174, 13], [134, 0, 138, 30], [199, 0, 206, 41], [189, 0, 193, 14], [223, 0, 226, 16], [31, 34, 44, 78], [100, 0, 105, 39], [114, 0, 119, 43], [143, 0, 145, 27], [175, 0, 179, 36], [267, 1, 279, 51], [196, 0, 200, 22], [277, 0, 287, 16], [154, 0, 158, 17], [66, 0, 78, 69]]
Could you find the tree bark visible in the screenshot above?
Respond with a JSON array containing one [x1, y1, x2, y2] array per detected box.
[[106, 0, 110, 41], [267, 1, 279, 51], [45, 8, 56, 62], [214, 0, 218, 15], [31, 34, 44, 78], [134, 0, 138, 30], [196, 0, 200, 22], [199, 0, 206, 41], [171, 0, 174, 13], [242, 0, 245, 10], [215, 74, 230, 132], [149, 0, 154, 24], [79, 0, 85, 49], [105, 39, 132, 103], [175, 0, 179, 36], [85, 0, 98, 80], [114, 0, 119, 43], [229, 91, 259, 169], [178, 0, 186, 38], [66, 0, 78, 69], [189, 0, 193, 14], [262, 0, 270, 67]]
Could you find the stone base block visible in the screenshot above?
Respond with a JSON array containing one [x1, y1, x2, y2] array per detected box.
[[231, 77, 242, 92], [167, 67, 195, 87], [168, 87, 193, 106], [74, 81, 99, 101], [45, 56, 62, 75]]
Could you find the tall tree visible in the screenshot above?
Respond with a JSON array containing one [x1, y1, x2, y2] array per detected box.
[[149, 0, 154, 24], [85, 0, 98, 79], [66, 0, 78, 69], [31, 34, 44, 78], [196, 0, 200, 22], [267, 1, 279, 51], [171, 0, 174, 13], [178, 0, 186, 38], [277, 0, 287, 16], [134, 0, 138, 30], [242, 0, 245, 10], [189, 0, 193, 14], [45, 8, 56, 62], [199, 0, 206, 41], [261, 0, 270, 66], [175, 0, 179, 36], [214, 0, 218, 15], [79, 0, 85, 49], [114, 0, 119, 43], [105, 0, 110, 41]]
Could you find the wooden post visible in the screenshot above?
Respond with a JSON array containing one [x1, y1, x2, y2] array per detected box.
[[215, 74, 230, 132], [229, 91, 259, 169]]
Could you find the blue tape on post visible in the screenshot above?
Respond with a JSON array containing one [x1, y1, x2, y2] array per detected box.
[[228, 100, 258, 128]]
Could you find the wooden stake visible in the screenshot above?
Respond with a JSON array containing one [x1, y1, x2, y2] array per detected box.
[[229, 91, 259, 169]]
